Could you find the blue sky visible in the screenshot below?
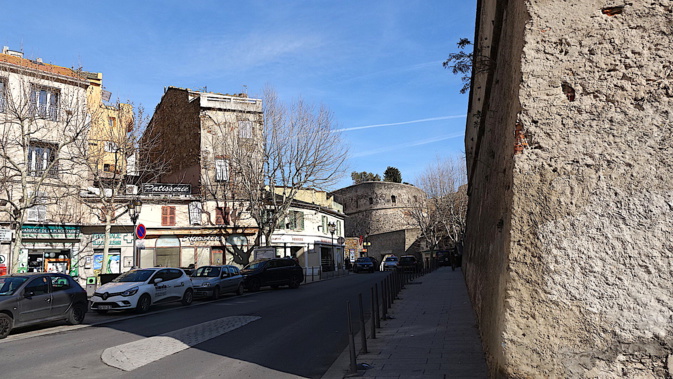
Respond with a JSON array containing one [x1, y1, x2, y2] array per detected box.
[[1, 1, 476, 190]]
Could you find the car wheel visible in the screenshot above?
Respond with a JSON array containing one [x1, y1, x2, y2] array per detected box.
[[289, 276, 300, 289], [236, 283, 243, 296], [95, 310, 109, 315], [66, 304, 87, 325], [211, 286, 220, 300], [0, 313, 13, 339], [181, 289, 194, 306], [136, 294, 151, 313], [249, 278, 261, 292]]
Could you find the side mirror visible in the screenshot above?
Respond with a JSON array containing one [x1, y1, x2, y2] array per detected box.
[[153, 278, 164, 285]]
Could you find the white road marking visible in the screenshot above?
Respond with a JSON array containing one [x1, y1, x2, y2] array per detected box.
[[101, 315, 260, 371]]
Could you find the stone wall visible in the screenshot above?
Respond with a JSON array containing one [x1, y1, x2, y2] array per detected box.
[[464, 1, 673, 377], [331, 181, 426, 237]]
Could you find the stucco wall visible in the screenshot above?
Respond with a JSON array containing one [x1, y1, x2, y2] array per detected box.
[[465, 1, 673, 377]]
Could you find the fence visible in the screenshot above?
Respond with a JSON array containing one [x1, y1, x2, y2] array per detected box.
[[303, 266, 350, 283]]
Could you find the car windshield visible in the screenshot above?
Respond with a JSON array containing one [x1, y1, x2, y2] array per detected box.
[[244, 261, 266, 270], [385, 257, 398, 262], [356, 258, 370, 263], [192, 267, 220, 277], [0, 277, 28, 296], [113, 270, 154, 283]]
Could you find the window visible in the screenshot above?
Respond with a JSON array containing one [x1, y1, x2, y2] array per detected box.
[[287, 211, 304, 231], [337, 220, 342, 236], [25, 277, 49, 296], [161, 206, 176, 226], [238, 120, 253, 139], [0, 79, 5, 113], [30, 86, 59, 121], [28, 142, 58, 178], [215, 158, 229, 182], [50, 275, 71, 291], [369, 197, 373, 205], [321, 215, 328, 234], [104, 141, 118, 153], [189, 202, 202, 225], [27, 191, 47, 222], [391, 195, 397, 203], [108, 117, 116, 128]]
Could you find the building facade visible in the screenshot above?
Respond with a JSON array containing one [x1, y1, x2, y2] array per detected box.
[[463, 2, 673, 377]]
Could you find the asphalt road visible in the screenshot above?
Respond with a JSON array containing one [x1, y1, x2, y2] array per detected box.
[[0, 271, 387, 378]]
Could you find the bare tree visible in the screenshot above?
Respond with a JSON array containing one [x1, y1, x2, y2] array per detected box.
[[70, 99, 161, 274], [209, 87, 349, 265], [0, 62, 90, 273], [409, 156, 468, 251]]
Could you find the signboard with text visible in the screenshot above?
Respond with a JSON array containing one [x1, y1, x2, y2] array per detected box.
[[142, 183, 191, 195]]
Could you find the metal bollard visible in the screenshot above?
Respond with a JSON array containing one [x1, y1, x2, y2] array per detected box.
[[381, 280, 388, 320], [370, 287, 377, 339], [347, 301, 358, 374], [374, 283, 381, 328], [359, 293, 368, 353]]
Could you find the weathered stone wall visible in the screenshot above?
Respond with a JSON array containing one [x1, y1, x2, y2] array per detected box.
[[464, 1, 673, 377], [331, 181, 426, 237]]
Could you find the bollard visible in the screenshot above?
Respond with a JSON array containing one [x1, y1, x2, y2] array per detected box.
[[359, 293, 368, 353], [374, 283, 381, 328], [381, 281, 388, 320], [370, 287, 377, 339], [347, 301, 358, 374]]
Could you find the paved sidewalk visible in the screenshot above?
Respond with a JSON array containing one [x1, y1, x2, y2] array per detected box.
[[324, 267, 489, 379]]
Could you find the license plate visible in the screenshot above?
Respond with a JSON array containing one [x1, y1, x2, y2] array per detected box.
[[98, 305, 112, 310]]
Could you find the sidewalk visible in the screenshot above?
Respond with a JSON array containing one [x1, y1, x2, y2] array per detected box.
[[323, 267, 489, 379]]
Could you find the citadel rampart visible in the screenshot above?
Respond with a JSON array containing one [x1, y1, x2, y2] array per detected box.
[[464, 1, 673, 377]]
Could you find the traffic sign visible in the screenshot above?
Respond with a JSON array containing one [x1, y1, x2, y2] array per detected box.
[[136, 224, 147, 239]]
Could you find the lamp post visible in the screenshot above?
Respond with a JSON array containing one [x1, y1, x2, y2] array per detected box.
[[127, 198, 142, 268], [328, 222, 336, 272]]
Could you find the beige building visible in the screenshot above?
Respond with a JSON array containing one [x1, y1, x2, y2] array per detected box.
[[0, 47, 91, 275], [463, 2, 673, 377]]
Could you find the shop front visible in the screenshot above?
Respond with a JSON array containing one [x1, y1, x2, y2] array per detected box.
[[91, 233, 134, 274], [15, 225, 81, 275], [139, 229, 255, 269]]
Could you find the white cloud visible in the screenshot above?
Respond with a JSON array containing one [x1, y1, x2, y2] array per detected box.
[[336, 115, 466, 133]]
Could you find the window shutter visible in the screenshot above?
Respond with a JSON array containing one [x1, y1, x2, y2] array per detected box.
[[297, 212, 304, 231], [215, 159, 229, 181], [169, 207, 176, 225], [189, 202, 202, 225], [162, 206, 176, 226], [322, 216, 327, 233]]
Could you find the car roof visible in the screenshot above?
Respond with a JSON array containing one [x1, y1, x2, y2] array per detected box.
[[2, 272, 69, 278]]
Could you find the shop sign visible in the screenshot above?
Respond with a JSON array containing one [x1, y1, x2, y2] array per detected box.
[[21, 225, 80, 239], [0, 228, 12, 243], [92, 233, 134, 247], [180, 235, 225, 243], [142, 183, 191, 195]]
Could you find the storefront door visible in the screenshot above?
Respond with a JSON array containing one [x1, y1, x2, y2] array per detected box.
[[211, 249, 224, 265]]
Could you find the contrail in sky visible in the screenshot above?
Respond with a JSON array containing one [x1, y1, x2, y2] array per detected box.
[[335, 115, 466, 133], [352, 132, 465, 158]]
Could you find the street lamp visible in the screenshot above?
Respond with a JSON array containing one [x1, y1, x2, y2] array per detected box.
[[127, 198, 142, 267], [328, 222, 336, 272]]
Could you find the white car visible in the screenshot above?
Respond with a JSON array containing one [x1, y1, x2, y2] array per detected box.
[[90, 267, 193, 314]]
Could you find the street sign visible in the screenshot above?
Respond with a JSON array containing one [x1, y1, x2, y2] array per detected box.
[[337, 237, 345, 245], [136, 224, 147, 239]]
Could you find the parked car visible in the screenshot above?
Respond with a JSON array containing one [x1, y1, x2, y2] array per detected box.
[[191, 265, 244, 299], [398, 255, 420, 272], [353, 257, 376, 273], [0, 273, 88, 339], [241, 258, 303, 292], [90, 267, 193, 314], [382, 256, 399, 271]]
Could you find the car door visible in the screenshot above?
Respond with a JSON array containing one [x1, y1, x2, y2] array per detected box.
[[18, 276, 52, 323], [228, 266, 241, 291], [151, 269, 171, 302], [219, 266, 233, 292], [49, 275, 72, 317], [169, 269, 188, 298]]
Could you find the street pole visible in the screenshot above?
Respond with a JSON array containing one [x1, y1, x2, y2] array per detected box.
[[328, 222, 336, 271]]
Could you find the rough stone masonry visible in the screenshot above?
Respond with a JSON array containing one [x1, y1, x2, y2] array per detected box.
[[463, 1, 673, 377]]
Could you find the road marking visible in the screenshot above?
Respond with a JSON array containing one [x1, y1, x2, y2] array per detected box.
[[101, 315, 260, 371]]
